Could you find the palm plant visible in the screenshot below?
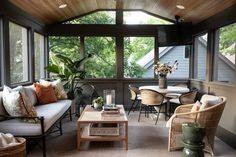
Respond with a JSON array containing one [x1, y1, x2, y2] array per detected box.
[[45, 52, 92, 100]]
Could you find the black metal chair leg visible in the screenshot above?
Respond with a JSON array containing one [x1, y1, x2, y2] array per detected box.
[[59, 121, 62, 136], [69, 107, 72, 121], [133, 100, 140, 112], [40, 117, 46, 157], [155, 105, 162, 125], [128, 100, 136, 115], [138, 104, 143, 122]]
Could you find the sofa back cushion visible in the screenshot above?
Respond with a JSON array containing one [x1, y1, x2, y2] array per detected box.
[[24, 85, 37, 106], [0, 92, 8, 120], [2, 85, 38, 122], [34, 83, 57, 105]]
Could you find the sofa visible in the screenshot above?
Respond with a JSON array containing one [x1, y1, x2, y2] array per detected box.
[[0, 85, 72, 157]]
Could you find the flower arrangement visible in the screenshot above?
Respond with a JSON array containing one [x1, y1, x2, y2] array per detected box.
[[154, 60, 178, 77]]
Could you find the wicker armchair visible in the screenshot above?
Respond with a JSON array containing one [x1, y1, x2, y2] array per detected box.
[[167, 95, 227, 156]]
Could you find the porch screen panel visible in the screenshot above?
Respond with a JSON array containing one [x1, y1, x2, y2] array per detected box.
[[85, 37, 116, 78], [124, 37, 154, 78], [9, 22, 29, 84], [194, 33, 208, 80], [34, 32, 45, 80], [213, 23, 236, 84], [159, 45, 190, 79]]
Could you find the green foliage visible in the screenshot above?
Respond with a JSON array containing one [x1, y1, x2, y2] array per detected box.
[[49, 36, 81, 61], [85, 37, 116, 78], [124, 37, 154, 78], [45, 52, 92, 99], [93, 96, 103, 104], [219, 23, 236, 55], [66, 11, 115, 24]]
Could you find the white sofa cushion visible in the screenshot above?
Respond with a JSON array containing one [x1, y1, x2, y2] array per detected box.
[[0, 92, 8, 120], [24, 85, 38, 106], [0, 99, 72, 136]]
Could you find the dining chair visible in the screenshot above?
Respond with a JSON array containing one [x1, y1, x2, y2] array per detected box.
[[128, 85, 141, 115], [168, 89, 198, 115], [138, 89, 167, 124]]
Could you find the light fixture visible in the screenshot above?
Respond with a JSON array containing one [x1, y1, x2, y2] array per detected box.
[[176, 4, 185, 10], [57, 0, 67, 9]]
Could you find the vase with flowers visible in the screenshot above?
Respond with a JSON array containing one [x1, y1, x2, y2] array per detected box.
[[154, 60, 178, 89]]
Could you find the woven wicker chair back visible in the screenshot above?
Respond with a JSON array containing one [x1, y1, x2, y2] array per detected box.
[[140, 89, 164, 106], [129, 88, 137, 100], [179, 89, 198, 104]]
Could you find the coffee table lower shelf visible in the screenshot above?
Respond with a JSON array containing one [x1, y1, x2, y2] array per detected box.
[[77, 123, 128, 150]]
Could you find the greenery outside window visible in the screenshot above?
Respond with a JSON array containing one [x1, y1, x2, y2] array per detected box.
[[123, 11, 173, 25], [49, 36, 80, 61], [64, 11, 115, 24], [213, 23, 236, 84], [194, 33, 208, 80], [124, 37, 154, 78], [9, 22, 29, 84], [34, 32, 45, 80], [85, 37, 116, 78]]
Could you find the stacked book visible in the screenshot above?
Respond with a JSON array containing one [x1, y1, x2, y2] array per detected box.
[[101, 105, 120, 117]]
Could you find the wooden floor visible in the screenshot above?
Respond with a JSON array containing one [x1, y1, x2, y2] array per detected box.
[[28, 111, 236, 157]]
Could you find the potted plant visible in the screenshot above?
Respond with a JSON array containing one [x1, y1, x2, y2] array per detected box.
[[93, 96, 103, 109], [45, 52, 92, 114]]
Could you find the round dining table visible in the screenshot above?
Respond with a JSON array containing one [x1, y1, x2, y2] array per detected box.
[[139, 85, 190, 120], [139, 85, 189, 94]]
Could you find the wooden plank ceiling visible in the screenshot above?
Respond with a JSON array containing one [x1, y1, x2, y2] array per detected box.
[[9, 0, 236, 24]]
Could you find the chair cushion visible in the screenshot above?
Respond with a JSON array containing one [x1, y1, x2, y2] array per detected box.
[[0, 100, 72, 136], [34, 83, 58, 105], [199, 95, 222, 111], [169, 98, 180, 104]]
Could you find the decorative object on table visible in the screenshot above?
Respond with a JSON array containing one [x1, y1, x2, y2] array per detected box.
[[92, 96, 103, 109], [44, 52, 92, 116], [103, 89, 115, 106], [154, 60, 178, 89], [182, 122, 206, 157], [0, 133, 26, 157], [101, 105, 120, 117]]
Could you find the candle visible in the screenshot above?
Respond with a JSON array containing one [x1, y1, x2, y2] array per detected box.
[[106, 94, 112, 105]]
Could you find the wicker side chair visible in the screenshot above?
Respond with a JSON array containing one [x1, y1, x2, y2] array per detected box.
[[167, 95, 226, 156], [168, 89, 198, 116], [128, 85, 141, 115], [139, 89, 166, 124]]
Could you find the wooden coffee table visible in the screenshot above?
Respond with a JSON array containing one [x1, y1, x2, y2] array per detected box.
[[77, 105, 128, 150]]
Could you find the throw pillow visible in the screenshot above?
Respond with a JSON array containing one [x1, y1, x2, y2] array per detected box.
[[39, 79, 67, 100], [2, 85, 38, 123], [34, 83, 57, 105], [191, 101, 201, 112], [199, 98, 222, 111]]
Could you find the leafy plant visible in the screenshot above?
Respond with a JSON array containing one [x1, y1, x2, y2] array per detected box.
[[45, 52, 92, 100], [93, 96, 103, 105]]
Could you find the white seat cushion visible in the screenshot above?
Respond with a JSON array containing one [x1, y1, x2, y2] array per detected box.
[[0, 100, 72, 136], [169, 98, 180, 104]]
